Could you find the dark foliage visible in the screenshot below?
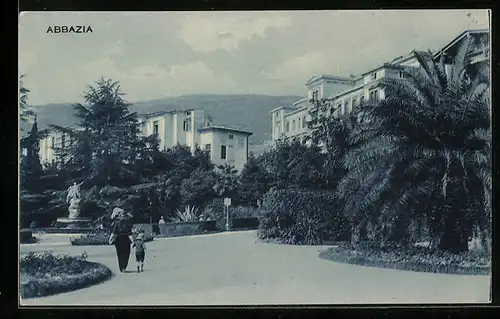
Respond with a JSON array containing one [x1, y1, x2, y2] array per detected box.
[[258, 188, 348, 245]]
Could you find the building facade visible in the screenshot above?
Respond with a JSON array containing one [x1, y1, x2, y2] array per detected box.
[[38, 109, 253, 172], [270, 29, 489, 143]]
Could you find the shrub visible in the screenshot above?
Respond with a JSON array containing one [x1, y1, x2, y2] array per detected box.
[[258, 187, 347, 245], [229, 206, 260, 219], [20, 229, 37, 244], [158, 221, 218, 238], [175, 205, 201, 222]]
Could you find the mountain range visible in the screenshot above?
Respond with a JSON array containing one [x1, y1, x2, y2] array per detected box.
[[21, 94, 302, 152]]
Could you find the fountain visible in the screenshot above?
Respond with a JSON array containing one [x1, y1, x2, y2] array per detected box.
[[56, 182, 92, 229]]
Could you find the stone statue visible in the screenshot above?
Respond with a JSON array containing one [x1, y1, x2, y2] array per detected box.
[[66, 182, 83, 219]]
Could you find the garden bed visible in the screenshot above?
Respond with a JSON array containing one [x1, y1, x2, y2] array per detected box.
[[20, 252, 112, 299], [319, 244, 491, 275], [70, 231, 154, 246]]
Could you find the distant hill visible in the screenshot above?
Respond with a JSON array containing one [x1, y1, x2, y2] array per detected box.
[[21, 94, 302, 145]]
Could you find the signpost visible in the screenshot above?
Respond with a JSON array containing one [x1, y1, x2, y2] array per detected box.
[[224, 198, 231, 231]]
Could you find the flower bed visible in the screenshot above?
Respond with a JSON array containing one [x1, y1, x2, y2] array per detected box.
[[20, 252, 112, 298], [70, 230, 154, 246], [319, 244, 491, 275]]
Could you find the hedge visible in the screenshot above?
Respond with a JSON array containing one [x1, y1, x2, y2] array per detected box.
[[70, 230, 154, 246]]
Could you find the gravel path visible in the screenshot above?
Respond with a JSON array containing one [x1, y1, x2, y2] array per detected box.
[[20, 231, 490, 305]]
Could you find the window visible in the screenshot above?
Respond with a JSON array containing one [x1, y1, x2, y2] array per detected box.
[[330, 107, 335, 116], [344, 101, 349, 115], [292, 120, 296, 131], [229, 134, 234, 140], [153, 120, 159, 136], [298, 118, 301, 130], [352, 97, 357, 108], [61, 135, 65, 148], [371, 72, 377, 80], [302, 116, 306, 128], [183, 119, 191, 132], [51, 137, 55, 148], [238, 137, 245, 147], [312, 90, 319, 101], [369, 89, 379, 102], [275, 124, 280, 136], [221, 145, 227, 159], [360, 95, 365, 104], [399, 71, 405, 78], [285, 121, 290, 133], [336, 104, 342, 116]]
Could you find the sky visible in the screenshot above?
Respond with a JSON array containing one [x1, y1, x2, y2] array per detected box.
[[19, 10, 490, 105]]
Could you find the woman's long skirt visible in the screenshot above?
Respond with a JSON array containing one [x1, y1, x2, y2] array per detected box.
[[114, 235, 131, 271]]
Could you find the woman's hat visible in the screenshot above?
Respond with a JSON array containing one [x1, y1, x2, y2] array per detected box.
[[136, 233, 145, 241], [111, 207, 125, 220]]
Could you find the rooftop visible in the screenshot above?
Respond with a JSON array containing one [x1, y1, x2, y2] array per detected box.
[[305, 74, 354, 86], [433, 28, 489, 59], [199, 125, 253, 136], [138, 109, 197, 118]]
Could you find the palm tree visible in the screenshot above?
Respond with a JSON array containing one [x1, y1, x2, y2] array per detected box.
[[339, 35, 491, 253]]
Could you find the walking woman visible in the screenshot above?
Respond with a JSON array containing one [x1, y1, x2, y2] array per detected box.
[[109, 207, 134, 272]]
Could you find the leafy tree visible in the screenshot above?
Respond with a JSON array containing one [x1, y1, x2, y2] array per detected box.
[[51, 78, 145, 187], [180, 168, 216, 208], [307, 98, 357, 188], [339, 38, 490, 253], [213, 163, 240, 200], [165, 144, 213, 180], [20, 119, 44, 192], [238, 154, 272, 206], [261, 138, 324, 189], [19, 74, 35, 124]]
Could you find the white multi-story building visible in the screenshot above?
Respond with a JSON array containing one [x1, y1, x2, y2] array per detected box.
[[270, 29, 489, 143], [38, 109, 253, 172]]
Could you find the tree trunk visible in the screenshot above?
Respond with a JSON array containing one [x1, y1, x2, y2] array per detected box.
[[351, 222, 361, 246], [438, 216, 469, 253]]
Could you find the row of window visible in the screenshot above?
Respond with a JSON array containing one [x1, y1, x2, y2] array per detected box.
[[278, 89, 381, 135], [152, 118, 193, 136], [46, 135, 76, 149], [283, 115, 307, 134]]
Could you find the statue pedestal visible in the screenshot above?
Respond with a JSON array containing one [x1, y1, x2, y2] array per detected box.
[[56, 217, 93, 229]]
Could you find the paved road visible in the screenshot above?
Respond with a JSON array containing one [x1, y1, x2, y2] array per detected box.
[[20, 231, 490, 305]]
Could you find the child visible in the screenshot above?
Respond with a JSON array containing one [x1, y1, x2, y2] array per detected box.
[[133, 230, 146, 273]]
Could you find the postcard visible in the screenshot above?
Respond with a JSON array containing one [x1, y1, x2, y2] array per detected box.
[[19, 10, 491, 306]]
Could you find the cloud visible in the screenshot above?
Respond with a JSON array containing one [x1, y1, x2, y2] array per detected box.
[[177, 12, 291, 53], [262, 51, 329, 83], [74, 59, 234, 102]]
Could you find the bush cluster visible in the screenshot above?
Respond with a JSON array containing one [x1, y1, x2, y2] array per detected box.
[[257, 187, 349, 245], [20, 229, 37, 244], [20, 251, 111, 298]]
